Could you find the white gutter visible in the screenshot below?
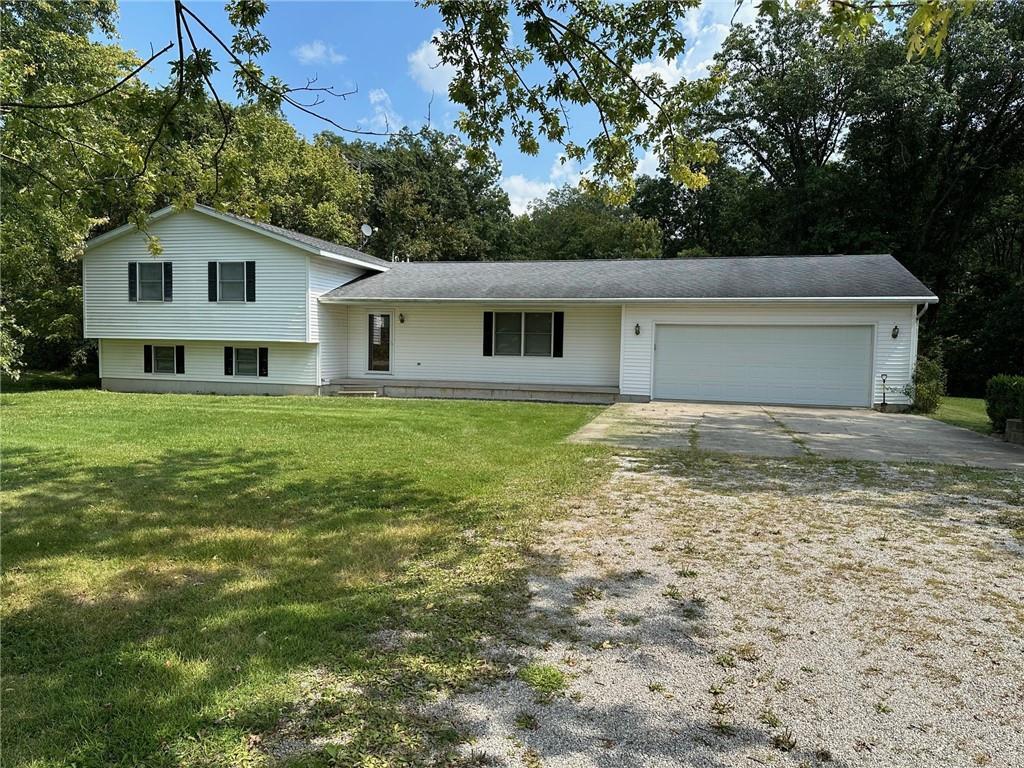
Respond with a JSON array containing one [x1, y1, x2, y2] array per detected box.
[[320, 295, 939, 305]]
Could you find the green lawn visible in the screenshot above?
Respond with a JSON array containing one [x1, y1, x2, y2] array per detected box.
[[1, 389, 609, 767], [931, 396, 992, 434]]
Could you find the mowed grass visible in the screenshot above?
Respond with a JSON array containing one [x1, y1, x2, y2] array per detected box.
[[932, 396, 992, 434], [1, 389, 609, 767]]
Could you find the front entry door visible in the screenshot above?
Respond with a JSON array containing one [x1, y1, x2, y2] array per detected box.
[[368, 313, 391, 373]]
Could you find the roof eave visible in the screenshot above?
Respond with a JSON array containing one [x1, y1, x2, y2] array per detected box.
[[319, 295, 939, 304], [85, 204, 388, 272]]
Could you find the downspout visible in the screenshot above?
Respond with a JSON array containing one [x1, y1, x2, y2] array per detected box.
[[916, 303, 929, 321]]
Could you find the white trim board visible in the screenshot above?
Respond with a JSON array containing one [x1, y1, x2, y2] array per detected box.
[[85, 205, 389, 273]]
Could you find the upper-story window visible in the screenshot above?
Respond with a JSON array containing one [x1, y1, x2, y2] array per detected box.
[[219, 262, 246, 301], [209, 261, 256, 302], [128, 261, 172, 302]]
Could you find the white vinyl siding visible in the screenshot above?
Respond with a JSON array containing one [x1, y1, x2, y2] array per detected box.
[[621, 303, 919, 406], [309, 255, 364, 382], [99, 339, 317, 386], [307, 255, 365, 343], [84, 210, 309, 341], [340, 303, 620, 387]]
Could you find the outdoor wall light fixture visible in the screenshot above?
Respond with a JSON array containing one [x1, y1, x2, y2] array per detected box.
[[891, 324, 900, 339], [634, 323, 641, 336], [399, 313, 405, 323]]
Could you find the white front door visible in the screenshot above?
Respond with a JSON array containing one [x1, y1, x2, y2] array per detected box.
[[652, 324, 873, 407]]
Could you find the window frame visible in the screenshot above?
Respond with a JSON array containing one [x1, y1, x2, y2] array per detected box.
[[366, 312, 393, 374], [137, 261, 166, 303], [152, 345, 176, 374], [492, 311, 554, 358], [233, 346, 259, 376], [217, 261, 247, 303]]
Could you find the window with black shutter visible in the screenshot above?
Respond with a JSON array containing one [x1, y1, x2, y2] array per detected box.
[[163, 262, 173, 301], [486, 312, 559, 357], [128, 262, 138, 301]]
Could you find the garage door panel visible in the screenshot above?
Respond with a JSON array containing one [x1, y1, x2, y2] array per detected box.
[[653, 325, 872, 407]]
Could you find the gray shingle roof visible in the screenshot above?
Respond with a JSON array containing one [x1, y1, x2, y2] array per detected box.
[[196, 205, 391, 269], [321, 254, 936, 302]]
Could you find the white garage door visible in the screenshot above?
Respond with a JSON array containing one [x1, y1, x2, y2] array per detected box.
[[653, 325, 873, 407]]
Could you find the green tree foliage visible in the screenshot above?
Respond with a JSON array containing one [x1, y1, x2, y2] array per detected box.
[[514, 186, 661, 261], [205, 108, 369, 245], [329, 129, 514, 262]]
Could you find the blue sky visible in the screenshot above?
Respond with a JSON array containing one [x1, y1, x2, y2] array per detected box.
[[114, 1, 755, 213]]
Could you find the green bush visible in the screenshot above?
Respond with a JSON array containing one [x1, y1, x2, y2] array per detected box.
[[985, 375, 1024, 433], [905, 356, 946, 413]]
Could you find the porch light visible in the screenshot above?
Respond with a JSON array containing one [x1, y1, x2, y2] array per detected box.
[[634, 323, 641, 336], [891, 325, 900, 339], [399, 313, 405, 323]]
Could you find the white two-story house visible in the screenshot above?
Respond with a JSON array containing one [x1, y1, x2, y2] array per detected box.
[[84, 205, 937, 407]]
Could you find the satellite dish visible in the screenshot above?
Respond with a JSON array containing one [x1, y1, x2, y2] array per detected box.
[[360, 223, 374, 238]]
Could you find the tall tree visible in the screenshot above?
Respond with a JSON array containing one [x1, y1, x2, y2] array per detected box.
[[515, 185, 661, 261], [331, 129, 514, 262]]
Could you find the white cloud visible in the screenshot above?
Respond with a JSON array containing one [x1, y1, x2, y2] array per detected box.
[[633, 56, 686, 88], [408, 30, 456, 95], [635, 149, 660, 178], [361, 88, 403, 133], [502, 155, 590, 215], [292, 40, 346, 65], [502, 175, 556, 216]]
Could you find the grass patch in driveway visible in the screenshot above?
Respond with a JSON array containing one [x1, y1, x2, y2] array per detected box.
[[518, 663, 568, 698], [1, 389, 609, 767], [932, 396, 992, 434]]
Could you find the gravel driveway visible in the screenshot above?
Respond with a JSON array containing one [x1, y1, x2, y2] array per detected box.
[[435, 454, 1024, 767]]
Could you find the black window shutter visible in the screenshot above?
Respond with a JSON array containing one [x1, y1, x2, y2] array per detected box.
[[128, 262, 138, 301], [224, 346, 234, 376], [553, 312, 564, 358], [163, 262, 173, 301], [208, 262, 218, 301], [143, 344, 153, 373], [245, 261, 256, 302], [483, 311, 493, 356], [175, 345, 185, 374], [258, 347, 269, 377]]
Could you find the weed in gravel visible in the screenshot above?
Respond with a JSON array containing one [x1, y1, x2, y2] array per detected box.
[[675, 567, 698, 578], [875, 701, 892, 715], [709, 698, 734, 716], [572, 585, 603, 602], [772, 729, 797, 752], [774, 677, 793, 692], [648, 682, 666, 693], [523, 748, 543, 768], [714, 651, 737, 669], [514, 712, 539, 731], [732, 642, 761, 662], [518, 664, 567, 700], [662, 584, 684, 600], [759, 708, 782, 728]]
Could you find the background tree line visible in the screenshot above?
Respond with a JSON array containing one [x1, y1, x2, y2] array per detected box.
[[2, 2, 1021, 395]]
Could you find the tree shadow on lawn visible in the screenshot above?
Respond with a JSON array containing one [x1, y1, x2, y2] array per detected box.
[[1, 445, 545, 767]]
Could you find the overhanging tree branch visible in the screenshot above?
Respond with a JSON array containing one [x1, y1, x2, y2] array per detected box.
[[1, 41, 175, 110]]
